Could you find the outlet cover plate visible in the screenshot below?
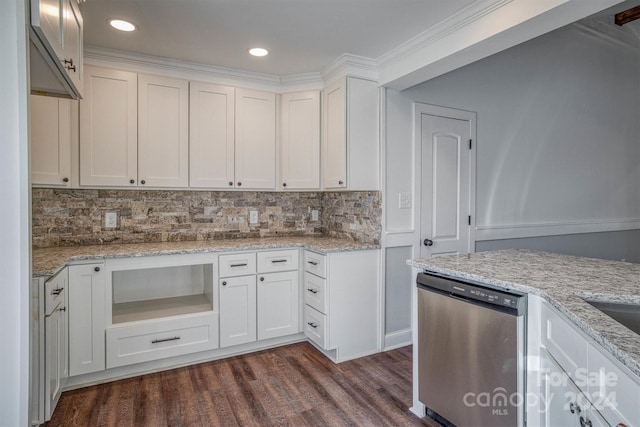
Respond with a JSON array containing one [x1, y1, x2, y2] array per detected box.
[[399, 192, 412, 209], [105, 211, 118, 228], [311, 210, 319, 221], [249, 210, 259, 224]]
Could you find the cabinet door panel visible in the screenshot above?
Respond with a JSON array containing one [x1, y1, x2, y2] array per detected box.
[[189, 82, 235, 188], [257, 271, 299, 340], [322, 79, 346, 189], [541, 351, 580, 427], [138, 74, 189, 187], [219, 275, 257, 347], [32, 0, 64, 58], [235, 89, 276, 189], [280, 91, 320, 189], [80, 66, 137, 186], [68, 263, 105, 376], [62, 0, 82, 94], [30, 95, 71, 186]]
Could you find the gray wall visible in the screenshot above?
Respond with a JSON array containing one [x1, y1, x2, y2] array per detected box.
[[476, 230, 640, 263], [387, 24, 640, 239]]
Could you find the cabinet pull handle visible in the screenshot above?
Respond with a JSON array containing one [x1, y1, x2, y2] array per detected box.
[[338, 180, 344, 185], [130, 179, 135, 184], [580, 416, 592, 427], [569, 402, 581, 414], [260, 277, 264, 282], [282, 183, 287, 187], [51, 288, 63, 295], [307, 322, 318, 329], [62, 177, 69, 183], [141, 180, 146, 185], [230, 263, 248, 268], [307, 288, 318, 294], [307, 261, 318, 266], [222, 281, 227, 286], [271, 259, 287, 263], [94, 266, 101, 272], [237, 182, 242, 187], [228, 181, 233, 186], [151, 336, 180, 344], [59, 307, 66, 312]]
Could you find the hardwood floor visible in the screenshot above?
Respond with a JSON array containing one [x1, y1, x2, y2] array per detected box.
[[46, 343, 439, 426]]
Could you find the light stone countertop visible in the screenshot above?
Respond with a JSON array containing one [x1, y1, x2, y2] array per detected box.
[[33, 237, 379, 277], [407, 249, 640, 378]]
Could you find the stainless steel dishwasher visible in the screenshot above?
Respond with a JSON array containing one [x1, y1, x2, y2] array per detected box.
[[417, 272, 526, 427]]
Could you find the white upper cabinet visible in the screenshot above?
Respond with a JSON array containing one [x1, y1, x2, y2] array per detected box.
[[322, 77, 379, 190], [235, 88, 276, 189], [189, 82, 235, 188], [280, 91, 320, 190], [80, 66, 137, 187], [138, 74, 189, 187], [30, 0, 83, 98], [30, 95, 72, 187]]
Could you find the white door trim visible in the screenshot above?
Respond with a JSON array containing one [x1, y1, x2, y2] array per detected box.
[[413, 103, 477, 255]]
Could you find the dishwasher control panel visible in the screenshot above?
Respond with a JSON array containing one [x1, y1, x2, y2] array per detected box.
[[417, 272, 525, 313]]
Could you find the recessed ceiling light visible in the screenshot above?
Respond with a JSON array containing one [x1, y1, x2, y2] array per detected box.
[[249, 48, 269, 57], [108, 19, 136, 32]]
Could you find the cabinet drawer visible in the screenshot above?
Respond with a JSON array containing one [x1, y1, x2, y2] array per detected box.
[[541, 303, 588, 378], [45, 270, 67, 313], [304, 272, 327, 314], [304, 305, 328, 349], [219, 253, 256, 277], [304, 251, 326, 278], [257, 250, 299, 273], [106, 313, 219, 368]]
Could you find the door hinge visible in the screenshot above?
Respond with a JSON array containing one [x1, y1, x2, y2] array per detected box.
[[468, 215, 471, 226], [469, 139, 472, 150]]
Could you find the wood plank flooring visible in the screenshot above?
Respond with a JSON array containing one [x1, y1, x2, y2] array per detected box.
[[46, 343, 439, 427]]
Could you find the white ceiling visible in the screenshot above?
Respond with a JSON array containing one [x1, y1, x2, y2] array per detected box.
[[79, 0, 479, 77]]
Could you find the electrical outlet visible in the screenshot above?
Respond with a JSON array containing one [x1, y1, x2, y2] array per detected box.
[[105, 211, 118, 228], [311, 210, 319, 221], [399, 192, 412, 209], [249, 210, 259, 224]]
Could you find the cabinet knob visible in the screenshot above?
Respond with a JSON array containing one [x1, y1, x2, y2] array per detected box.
[[228, 182, 233, 186], [141, 180, 146, 185], [94, 266, 101, 272], [63, 58, 76, 72], [62, 177, 69, 183], [130, 179, 135, 184], [282, 183, 287, 187], [222, 281, 227, 286], [59, 306, 66, 312], [237, 182, 242, 187], [260, 277, 264, 282], [338, 180, 344, 185]]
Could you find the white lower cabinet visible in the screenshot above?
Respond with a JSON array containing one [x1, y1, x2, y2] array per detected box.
[[44, 269, 68, 421], [68, 263, 105, 376], [257, 271, 299, 340], [302, 249, 379, 362], [538, 302, 640, 427], [219, 275, 257, 347]]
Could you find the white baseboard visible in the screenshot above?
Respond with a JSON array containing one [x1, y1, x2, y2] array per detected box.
[[384, 328, 412, 350]]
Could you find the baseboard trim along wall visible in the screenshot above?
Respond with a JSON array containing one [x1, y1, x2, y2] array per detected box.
[[384, 328, 412, 351]]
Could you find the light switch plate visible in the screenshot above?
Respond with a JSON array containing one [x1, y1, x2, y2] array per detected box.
[[311, 210, 319, 221], [249, 210, 259, 224], [399, 192, 412, 209], [105, 211, 118, 228]]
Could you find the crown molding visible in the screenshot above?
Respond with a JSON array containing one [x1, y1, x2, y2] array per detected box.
[[376, 0, 514, 69], [321, 53, 379, 86], [84, 46, 325, 92], [572, 18, 640, 51]]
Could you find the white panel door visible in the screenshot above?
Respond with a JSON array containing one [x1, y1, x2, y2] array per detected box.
[[80, 66, 137, 186], [257, 271, 299, 340], [138, 74, 189, 187], [419, 108, 473, 258], [219, 275, 257, 347], [280, 91, 320, 189], [322, 79, 347, 189], [68, 263, 105, 376], [30, 95, 71, 186], [235, 88, 276, 189], [189, 82, 235, 188]]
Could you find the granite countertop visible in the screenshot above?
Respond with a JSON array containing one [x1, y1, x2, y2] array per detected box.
[[407, 249, 640, 378], [33, 237, 379, 277]]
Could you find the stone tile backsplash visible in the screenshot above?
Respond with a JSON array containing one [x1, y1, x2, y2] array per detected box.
[[32, 189, 381, 248]]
